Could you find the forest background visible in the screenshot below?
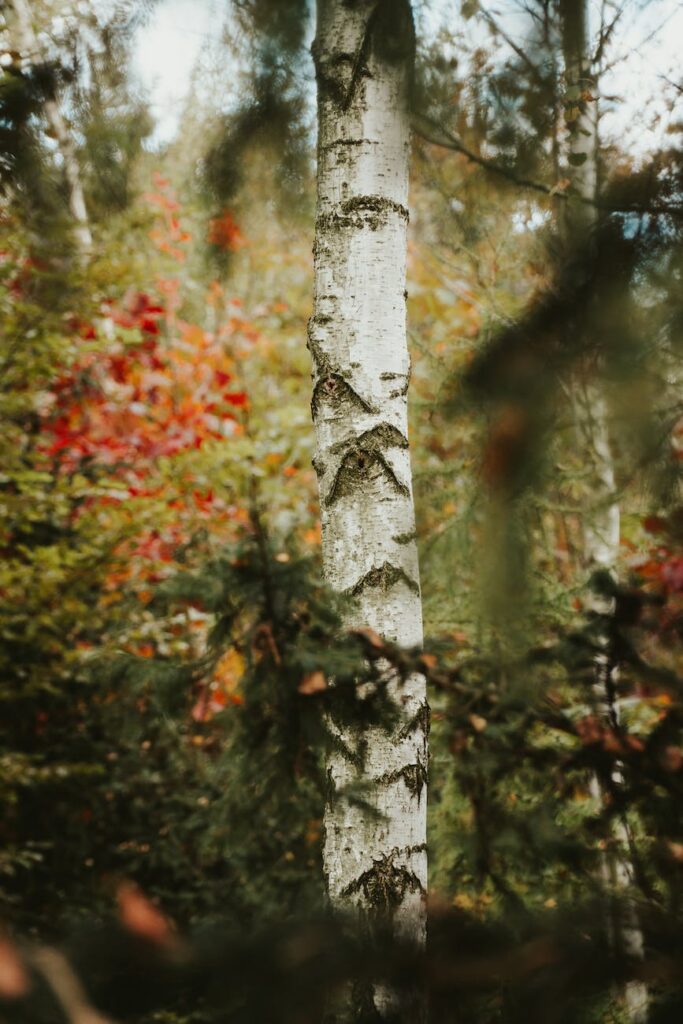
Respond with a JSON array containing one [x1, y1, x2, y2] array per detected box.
[[1, 0, 683, 1022]]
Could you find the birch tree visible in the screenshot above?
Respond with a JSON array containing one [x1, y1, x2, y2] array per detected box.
[[309, 0, 428, 997], [8, 0, 92, 256], [560, 2, 647, 1018]]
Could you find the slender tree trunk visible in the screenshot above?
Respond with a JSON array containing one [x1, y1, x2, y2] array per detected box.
[[309, 0, 427, 1013], [10, 0, 92, 256], [560, 3, 647, 1019]]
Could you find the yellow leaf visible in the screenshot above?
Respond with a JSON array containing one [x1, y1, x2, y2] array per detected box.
[[213, 648, 245, 694]]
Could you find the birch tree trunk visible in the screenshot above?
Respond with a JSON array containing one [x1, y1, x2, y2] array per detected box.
[[560, 3, 647, 1019], [309, 0, 427, 1011], [10, 0, 92, 257]]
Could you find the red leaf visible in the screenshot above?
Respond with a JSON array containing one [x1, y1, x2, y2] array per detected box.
[[663, 557, 683, 592], [207, 211, 246, 251], [225, 392, 248, 408]]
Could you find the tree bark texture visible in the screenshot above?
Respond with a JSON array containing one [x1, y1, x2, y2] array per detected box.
[[310, 0, 427, 974], [560, 3, 647, 1019], [10, 0, 92, 256]]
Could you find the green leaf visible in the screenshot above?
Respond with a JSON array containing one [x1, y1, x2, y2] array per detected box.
[[568, 151, 588, 166]]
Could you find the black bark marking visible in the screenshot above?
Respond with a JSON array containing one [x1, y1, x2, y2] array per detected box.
[[348, 561, 419, 598], [309, 313, 333, 331], [398, 702, 431, 740], [307, 318, 333, 366], [340, 11, 374, 111], [311, 372, 375, 419], [393, 529, 417, 545], [325, 447, 408, 507], [320, 138, 378, 155], [318, 0, 415, 112], [306, 339, 327, 382], [377, 760, 427, 800], [327, 727, 365, 769], [341, 847, 426, 912], [342, 195, 408, 219], [380, 367, 411, 398], [316, 195, 409, 233], [311, 44, 357, 106], [330, 421, 408, 456]]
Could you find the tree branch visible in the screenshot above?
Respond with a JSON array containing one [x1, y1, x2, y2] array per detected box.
[[412, 111, 683, 218]]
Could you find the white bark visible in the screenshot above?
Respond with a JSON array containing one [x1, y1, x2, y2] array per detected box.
[[310, 0, 427, 997], [10, 0, 92, 256], [561, 3, 647, 1019]]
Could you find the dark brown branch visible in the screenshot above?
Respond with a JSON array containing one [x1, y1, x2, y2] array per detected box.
[[479, 3, 548, 88], [593, 0, 630, 66], [412, 111, 683, 217]]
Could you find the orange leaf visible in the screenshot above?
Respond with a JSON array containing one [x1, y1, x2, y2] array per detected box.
[[181, 324, 207, 349], [303, 524, 322, 547], [0, 938, 29, 999], [469, 714, 487, 733], [117, 883, 174, 947], [354, 627, 385, 650], [299, 671, 327, 695]]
